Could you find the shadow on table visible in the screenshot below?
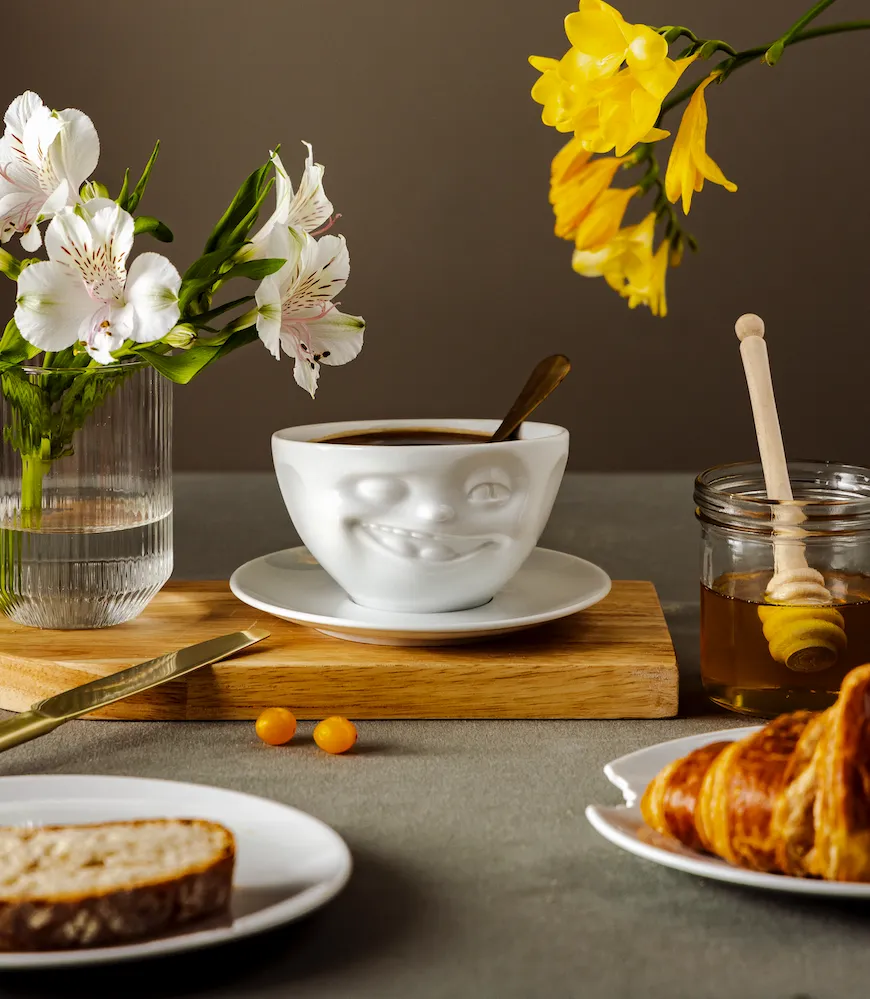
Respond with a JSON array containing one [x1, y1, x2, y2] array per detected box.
[[708, 877, 870, 927], [663, 603, 716, 719], [0, 846, 425, 998]]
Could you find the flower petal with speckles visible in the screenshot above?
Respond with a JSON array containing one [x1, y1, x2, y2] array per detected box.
[[17, 204, 181, 363], [280, 233, 349, 316], [285, 142, 333, 235], [284, 334, 320, 398], [246, 143, 334, 261], [45, 202, 134, 304], [0, 92, 99, 248], [301, 308, 364, 367]]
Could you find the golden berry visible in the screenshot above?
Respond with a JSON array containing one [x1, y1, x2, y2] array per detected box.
[[313, 716, 357, 754], [255, 707, 297, 746]]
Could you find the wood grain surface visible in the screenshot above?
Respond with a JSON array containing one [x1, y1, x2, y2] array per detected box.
[[0, 581, 678, 719]]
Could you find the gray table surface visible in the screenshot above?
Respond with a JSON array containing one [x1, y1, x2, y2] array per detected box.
[[2, 473, 865, 999]]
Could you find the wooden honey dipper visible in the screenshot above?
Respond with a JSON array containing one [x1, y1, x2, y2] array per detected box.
[[735, 313, 846, 672]]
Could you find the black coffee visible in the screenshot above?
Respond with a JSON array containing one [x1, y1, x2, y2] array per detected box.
[[318, 428, 490, 446]]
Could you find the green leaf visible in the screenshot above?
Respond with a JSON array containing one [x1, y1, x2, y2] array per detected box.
[[56, 368, 130, 450], [116, 167, 130, 207], [203, 161, 271, 254], [124, 140, 160, 214], [177, 257, 282, 316], [0, 320, 41, 368], [48, 347, 90, 371], [136, 326, 259, 384], [225, 178, 274, 247], [0, 368, 52, 452], [181, 243, 245, 283], [218, 257, 285, 281], [178, 274, 219, 314], [133, 216, 174, 242]]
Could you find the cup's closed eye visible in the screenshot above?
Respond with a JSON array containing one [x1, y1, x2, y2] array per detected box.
[[467, 481, 511, 504], [351, 476, 408, 505]]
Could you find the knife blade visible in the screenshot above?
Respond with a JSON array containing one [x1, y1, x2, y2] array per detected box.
[[0, 628, 270, 752]]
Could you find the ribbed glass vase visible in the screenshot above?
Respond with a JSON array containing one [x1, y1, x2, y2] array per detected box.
[[0, 360, 172, 629]]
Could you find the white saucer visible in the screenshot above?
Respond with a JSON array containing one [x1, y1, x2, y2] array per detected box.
[[0, 774, 352, 967], [586, 727, 870, 897], [229, 546, 611, 645]]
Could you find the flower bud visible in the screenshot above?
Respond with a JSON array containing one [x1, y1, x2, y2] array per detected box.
[[80, 180, 110, 202], [164, 324, 197, 349], [668, 236, 684, 269], [0, 247, 21, 280]]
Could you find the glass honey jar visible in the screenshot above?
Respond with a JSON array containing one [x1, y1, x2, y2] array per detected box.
[[695, 460, 870, 717]]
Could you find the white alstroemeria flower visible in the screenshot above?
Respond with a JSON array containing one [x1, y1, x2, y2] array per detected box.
[[14, 203, 181, 365], [255, 232, 364, 396], [246, 142, 334, 260], [0, 91, 99, 251]]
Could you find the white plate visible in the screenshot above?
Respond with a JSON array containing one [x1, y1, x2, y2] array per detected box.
[[0, 774, 352, 967], [586, 726, 870, 896], [230, 546, 611, 646]]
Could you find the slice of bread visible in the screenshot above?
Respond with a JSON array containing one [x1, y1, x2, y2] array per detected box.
[[0, 818, 235, 950]]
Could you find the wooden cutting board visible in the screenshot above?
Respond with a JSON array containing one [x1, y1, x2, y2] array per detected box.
[[0, 581, 677, 719]]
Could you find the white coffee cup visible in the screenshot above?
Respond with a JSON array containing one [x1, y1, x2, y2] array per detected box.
[[272, 418, 569, 613]]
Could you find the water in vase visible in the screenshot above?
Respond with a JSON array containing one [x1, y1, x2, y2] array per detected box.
[[0, 496, 172, 630]]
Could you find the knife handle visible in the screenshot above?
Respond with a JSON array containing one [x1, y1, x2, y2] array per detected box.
[[0, 711, 63, 752]]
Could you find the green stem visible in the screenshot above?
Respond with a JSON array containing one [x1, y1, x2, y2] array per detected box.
[[21, 447, 50, 530], [0, 447, 50, 612], [661, 20, 870, 117], [765, 0, 838, 65], [0, 527, 20, 611], [188, 294, 254, 327]]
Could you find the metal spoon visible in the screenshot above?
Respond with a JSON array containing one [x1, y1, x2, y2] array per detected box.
[[489, 354, 571, 442]]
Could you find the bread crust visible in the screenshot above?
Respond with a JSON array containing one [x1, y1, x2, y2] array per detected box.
[[0, 819, 235, 951]]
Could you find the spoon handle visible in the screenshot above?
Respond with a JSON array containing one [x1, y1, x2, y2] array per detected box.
[[490, 354, 571, 443]]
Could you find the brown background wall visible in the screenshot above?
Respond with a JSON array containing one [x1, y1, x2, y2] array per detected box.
[[3, 0, 867, 470]]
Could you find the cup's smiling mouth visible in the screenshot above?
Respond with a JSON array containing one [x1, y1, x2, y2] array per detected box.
[[356, 522, 498, 562]]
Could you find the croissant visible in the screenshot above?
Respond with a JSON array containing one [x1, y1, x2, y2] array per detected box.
[[640, 663, 870, 881]]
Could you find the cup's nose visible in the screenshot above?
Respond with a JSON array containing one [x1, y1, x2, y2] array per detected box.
[[415, 501, 455, 524]]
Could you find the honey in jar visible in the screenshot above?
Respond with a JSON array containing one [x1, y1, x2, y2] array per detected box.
[[701, 570, 870, 715], [695, 460, 870, 717]]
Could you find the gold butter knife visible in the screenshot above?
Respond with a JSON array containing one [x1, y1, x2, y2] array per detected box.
[[0, 628, 270, 752]]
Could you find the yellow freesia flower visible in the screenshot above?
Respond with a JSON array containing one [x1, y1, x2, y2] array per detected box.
[[530, 1, 696, 156], [562, 0, 630, 78], [572, 57, 695, 155], [529, 53, 589, 132], [572, 212, 668, 316], [549, 142, 632, 240], [619, 239, 669, 316], [665, 73, 737, 214], [572, 211, 652, 278], [563, 0, 674, 88], [550, 136, 592, 187], [572, 185, 640, 250]]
